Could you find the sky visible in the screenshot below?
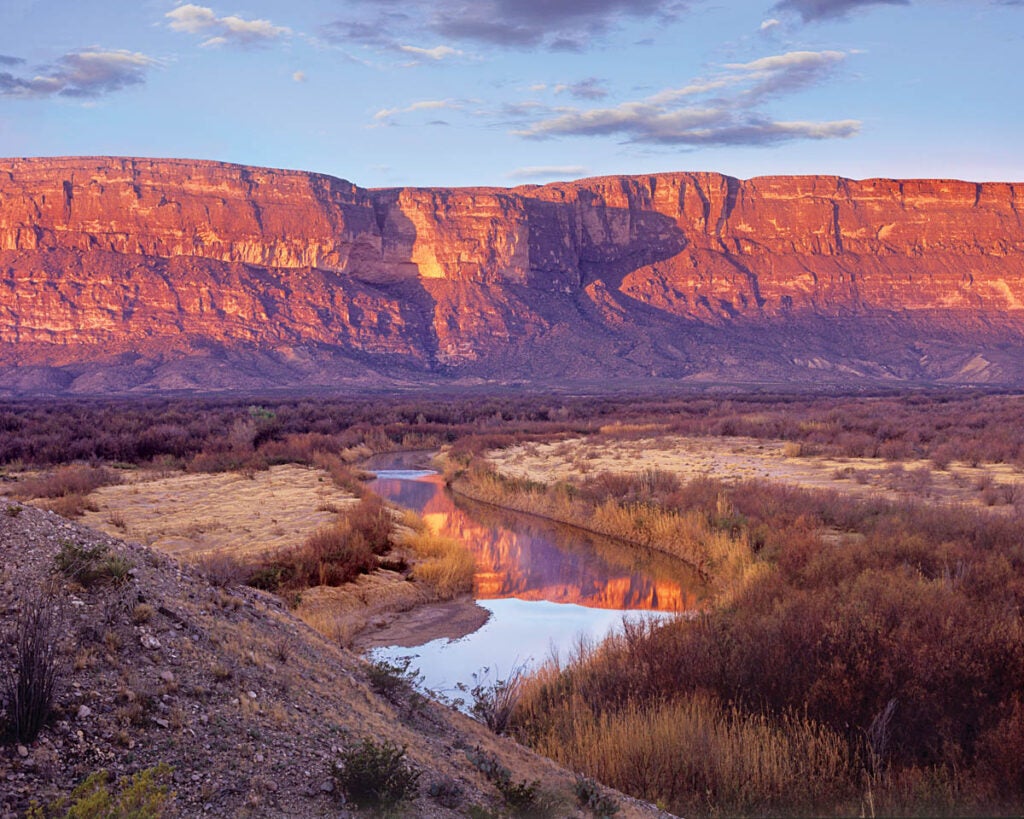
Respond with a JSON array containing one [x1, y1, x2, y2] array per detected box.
[[0, 0, 1022, 187]]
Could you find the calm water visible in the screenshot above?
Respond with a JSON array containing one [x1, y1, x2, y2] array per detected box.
[[366, 456, 705, 695]]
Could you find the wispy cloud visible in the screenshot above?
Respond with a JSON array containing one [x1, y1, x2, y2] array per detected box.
[[776, 0, 1022, 22], [166, 4, 290, 48], [506, 165, 589, 181], [0, 48, 158, 99], [513, 49, 860, 147], [554, 78, 609, 100], [323, 0, 688, 52], [373, 98, 463, 125], [760, 17, 781, 30], [0, 55, 26, 67], [398, 44, 462, 61], [772, 0, 908, 22]]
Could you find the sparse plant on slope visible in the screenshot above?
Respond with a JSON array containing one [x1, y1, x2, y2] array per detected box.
[[28, 763, 174, 818], [54, 540, 132, 587], [2, 591, 64, 743], [332, 738, 420, 811], [463, 665, 526, 735]]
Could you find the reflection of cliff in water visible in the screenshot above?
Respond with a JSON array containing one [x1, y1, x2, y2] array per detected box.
[[371, 473, 704, 613]]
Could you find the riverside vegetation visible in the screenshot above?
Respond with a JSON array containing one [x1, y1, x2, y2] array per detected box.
[[446, 461, 1024, 815], [4, 389, 1024, 815]]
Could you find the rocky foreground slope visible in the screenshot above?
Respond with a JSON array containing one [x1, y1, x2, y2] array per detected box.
[[1, 157, 1023, 393], [0, 499, 659, 817]]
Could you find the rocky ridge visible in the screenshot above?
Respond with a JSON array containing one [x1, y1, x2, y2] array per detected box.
[[1, 157, 1023, 392]]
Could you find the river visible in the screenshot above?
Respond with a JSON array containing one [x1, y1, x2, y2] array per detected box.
[[365, 453, 706, 697]]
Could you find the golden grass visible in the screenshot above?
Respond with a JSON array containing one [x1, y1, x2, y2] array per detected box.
[[79, 464, 356, 558], [521, 692, 854, 816], [401, 528, 475, 600]]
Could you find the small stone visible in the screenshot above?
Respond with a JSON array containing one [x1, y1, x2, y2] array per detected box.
[[153, 717, 170, 729], [247, 691, 257, 699], [319, 779, 335, 794], [76, 705, 92, 719], [16, 745, 28, 758], [159, 670, 175, 684], [254, 753, 264, 763], [140, 634, 161, 650]]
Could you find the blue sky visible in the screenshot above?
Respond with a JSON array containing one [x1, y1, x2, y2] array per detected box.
[[1, 0, 1021, 186]]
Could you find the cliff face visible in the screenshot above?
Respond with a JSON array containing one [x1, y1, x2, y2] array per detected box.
[[1, 156, 1023, 393]]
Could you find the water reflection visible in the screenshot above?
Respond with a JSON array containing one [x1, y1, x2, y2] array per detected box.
[[370, 470, 703, 613]]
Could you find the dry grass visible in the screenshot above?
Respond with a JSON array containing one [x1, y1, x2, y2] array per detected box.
[[404, 530, 476, 600], [488, 434, 1024, 511], [78, 464, 356, 558], [521, 691, 854, 816]]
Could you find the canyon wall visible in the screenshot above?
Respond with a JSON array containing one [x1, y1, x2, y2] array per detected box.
[[1, 156, 1022, 393]]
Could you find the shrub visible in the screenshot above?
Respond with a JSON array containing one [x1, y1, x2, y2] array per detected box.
[[3, 593, 64, 743], [54, 540, 132, 587], [466, 665, 525, 735], [30, 763, 174, 817], [367, 656, 422, 703], [191, 552, 249, 588], [332, 738, 420, 811], [575, 777, 619, 818], [13, 464, 120, 500], [465, 746, 560, 818], [246, 496, 394, 592]]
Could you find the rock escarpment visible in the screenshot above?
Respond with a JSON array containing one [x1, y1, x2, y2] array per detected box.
[[1, 156, 1022, 393]]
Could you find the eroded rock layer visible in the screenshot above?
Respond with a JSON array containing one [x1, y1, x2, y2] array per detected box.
[[1, 156, 1023, 393]]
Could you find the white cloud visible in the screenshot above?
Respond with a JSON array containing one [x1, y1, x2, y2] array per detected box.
[[398, 44, 462, 60], [373, 98, 462, 124], [724, 50, 846, 72], [0, 48, 159, 98], [292, 70, 306, 82], [166, 4, 290, 48], [513, 49, 861, 147], [760, 17, 782, 30]]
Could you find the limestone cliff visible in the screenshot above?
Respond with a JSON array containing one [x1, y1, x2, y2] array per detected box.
[[1, 156, 1022, 393]]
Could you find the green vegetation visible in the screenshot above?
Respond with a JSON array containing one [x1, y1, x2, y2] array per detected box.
[[27, 764, 174, 818], [465, 746, 562, 818], [331, 738, 420, 812], [54, 540, 132, 587]]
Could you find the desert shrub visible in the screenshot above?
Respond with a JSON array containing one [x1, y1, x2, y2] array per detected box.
[[574, 777, 619, 818], [332, 738, 420, 811], [246, 496, 393, 592], [508, 474, 1024, 815], [464, 666, 525, 735], [2, 593, 64, 743], [464, 746, 560, 817], [30, 763, 174, 818], [13, 464, 120, 500], [54, 541, 132, 587], [312, 452, 373, 496], [191, 552, 249, 588], [367, 656, 422, 703]]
